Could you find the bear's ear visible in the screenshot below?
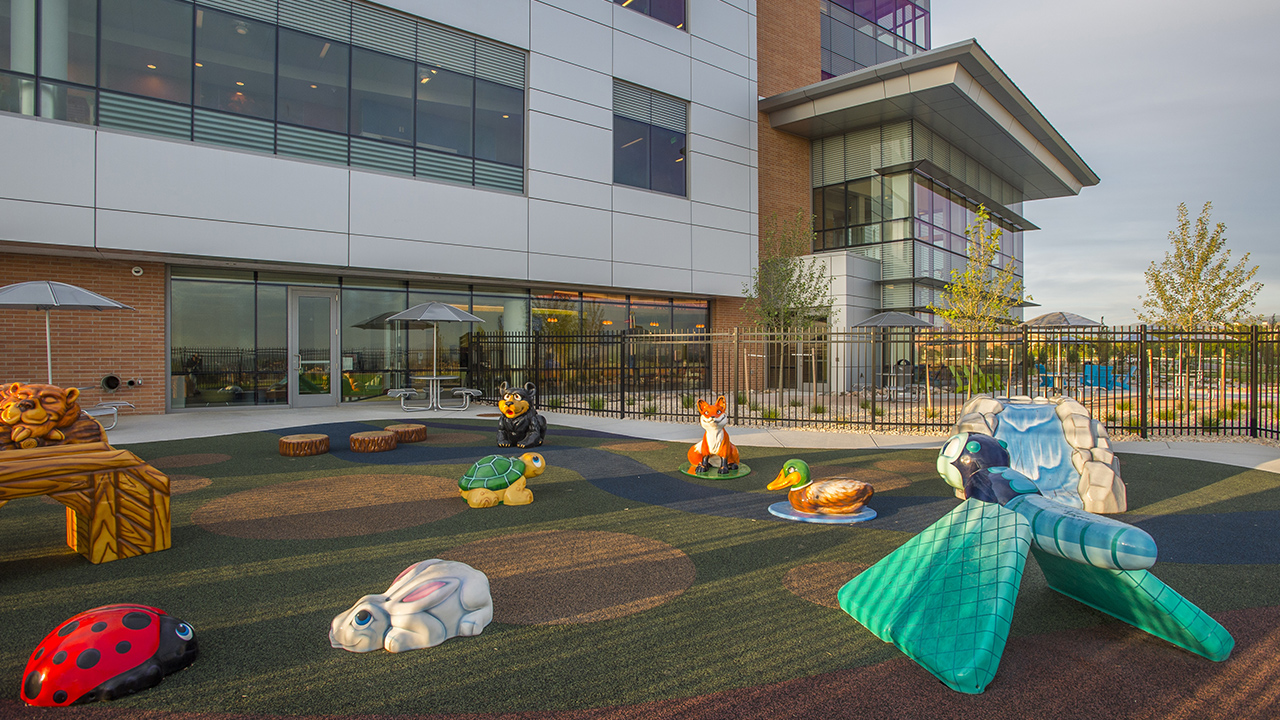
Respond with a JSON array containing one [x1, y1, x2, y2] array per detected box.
[[5, 382, 22, 396], [64, 387, 80, 405], [524, 382, 536, 394], [499, 381, 509, 394]]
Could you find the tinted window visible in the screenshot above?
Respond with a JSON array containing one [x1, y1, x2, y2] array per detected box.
[[0, 0, 35, 73], [100, 0, 192, 103], [351, 48, 413, 144], [474, 79, 522, 165], [42, 0, 96, 84], [195, 7, 275, 119], [416, 64, 472, 156], [613, 115, 649, 189], [277, 28, 348, 133], [649, 125, 685, 196]]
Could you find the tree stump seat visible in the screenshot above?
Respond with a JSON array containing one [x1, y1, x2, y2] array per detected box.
[[386, 423, 428, 443], [279, 434, 330, 457], [350, 430, 397, 453]]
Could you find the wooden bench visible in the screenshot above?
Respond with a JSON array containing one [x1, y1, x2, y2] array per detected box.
[[0, 441, 170, 564]]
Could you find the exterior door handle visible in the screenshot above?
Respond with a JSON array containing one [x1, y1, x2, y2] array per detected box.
[[292, 354, 301, 370]]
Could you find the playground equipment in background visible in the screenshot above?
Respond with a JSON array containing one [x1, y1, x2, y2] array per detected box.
[[329, 560, 493, 653], [21, 604, 198, 706], [838, 427, 1232, 694], [684, 396, 749, 478], [766, 458, 876, 524]]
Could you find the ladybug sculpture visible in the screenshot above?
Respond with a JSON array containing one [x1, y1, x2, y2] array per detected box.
[[21, 604, 198, 706]]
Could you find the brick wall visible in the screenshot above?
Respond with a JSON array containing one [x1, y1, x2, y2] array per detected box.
[[0, 253, 167, 414], [757, 0, 821, 255]]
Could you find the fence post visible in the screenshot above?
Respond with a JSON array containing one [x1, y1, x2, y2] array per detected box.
[[618, 332, 627, 419], [1021, 324, 1030, 397], [732, 327, 741, 424], [1250, 324, 1259, 437], [1138, 325, 1148, 439]]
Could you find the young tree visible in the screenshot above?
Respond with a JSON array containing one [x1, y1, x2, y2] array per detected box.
[[929, 205, 1027, 331], [741, 211, 837, 331], [1136, 202, 1262, 329]]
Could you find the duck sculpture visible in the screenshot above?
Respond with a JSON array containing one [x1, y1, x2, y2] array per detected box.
[[767, 459, 874, 515]]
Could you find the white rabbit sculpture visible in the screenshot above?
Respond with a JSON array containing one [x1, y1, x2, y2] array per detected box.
[[329, 559, 493, 653]]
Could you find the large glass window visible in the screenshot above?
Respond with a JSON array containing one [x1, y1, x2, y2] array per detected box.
[[41, 0, 96, 85], [613, 115, 649, 190], [0, 0, 35, 74], [195, 6, 275, 119], [416, 63, 472, 156], [612, 0, 685, 30], [277, 28, 348, 133], [351, 47, 413, 144], [100, 0, 192, 103], [474, 78, 522, 166], [170, 269, 257, 408]]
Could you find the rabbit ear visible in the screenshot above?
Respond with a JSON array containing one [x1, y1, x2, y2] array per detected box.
[[386, 559, 442, 596], [391, 578, 459, 614]]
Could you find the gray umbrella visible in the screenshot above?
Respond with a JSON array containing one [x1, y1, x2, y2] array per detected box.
[[853, 311, 934, 328], [386, 302, 485, 377], [0, 281, 135, 384], [1021, 311, 1101, 327]]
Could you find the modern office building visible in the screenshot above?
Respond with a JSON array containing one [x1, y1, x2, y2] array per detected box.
[[0, 0, 1095, 414]]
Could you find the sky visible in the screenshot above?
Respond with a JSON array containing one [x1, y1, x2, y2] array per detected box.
[[929, 0, 1280, 325]]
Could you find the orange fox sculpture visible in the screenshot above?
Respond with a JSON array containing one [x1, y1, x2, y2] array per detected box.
[[687, 396, 740, 475]]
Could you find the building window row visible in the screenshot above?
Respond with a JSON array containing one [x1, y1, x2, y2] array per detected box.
[[821, 0, 929, 79], [612, 79, 687, 197], [0, 0, 526, 192], [610, 0, 685, 31], [168, 267, 709, 408]]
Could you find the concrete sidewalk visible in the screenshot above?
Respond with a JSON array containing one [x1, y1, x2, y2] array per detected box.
[[103, 400, 1280, 475]]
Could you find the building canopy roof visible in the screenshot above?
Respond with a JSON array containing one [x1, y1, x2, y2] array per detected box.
[[759, 40, 1099, 201]]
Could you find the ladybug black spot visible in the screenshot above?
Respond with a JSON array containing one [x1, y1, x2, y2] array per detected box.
[[116, 640, 131, 654], [33, 647, 44, 661], [52, 651, 66, 665], [22, 670, 41, 700], [56, 621, 79, 637], [76, 648, 101, 669], [52, 690, 67, 704], [91, 621, 108, 632], [122, 612, 152, 630]]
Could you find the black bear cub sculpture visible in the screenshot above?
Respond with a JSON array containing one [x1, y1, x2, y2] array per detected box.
[[497, 381, 547, 449]]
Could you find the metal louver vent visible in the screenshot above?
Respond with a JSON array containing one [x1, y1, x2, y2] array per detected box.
[[98, 92, 191, 140], [277, 124, 348, 164], [418, 22, 475, 75], [279, 0, 350, 42], [195, 0, 276, 24], [613, 81, 649, 124], [416, 150, 473, 185], [474, 159, 523, 193], [194, 108, 274, 153], [881, 120, 911, 166], [352, 3, 414, 60], [844, 126, 879, 180], [613, 81, 686, 133], [816, 136, 845, 186], [475, 40, 525, 89], [350, 137, 413, 176], [649, 93, 685, 134]]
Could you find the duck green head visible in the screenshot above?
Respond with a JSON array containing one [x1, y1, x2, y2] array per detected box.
[[768, 459, 811, 491]]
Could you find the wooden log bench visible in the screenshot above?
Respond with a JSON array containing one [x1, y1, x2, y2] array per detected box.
[[350, 430, 397, 453], [0, 441, 171, 564], [386, 423, 427, 443], [279, 433, 330, 457]]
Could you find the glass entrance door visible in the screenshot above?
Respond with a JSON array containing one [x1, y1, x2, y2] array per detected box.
[[288, 288, 340, 408]]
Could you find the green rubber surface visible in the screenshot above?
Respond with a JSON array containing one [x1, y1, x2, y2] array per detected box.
[[1033, 548, 1235, 662], [838, 498, 1031, 694]]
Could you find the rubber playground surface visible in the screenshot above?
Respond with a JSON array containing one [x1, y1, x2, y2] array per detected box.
[[1, 417, 1278, 719]]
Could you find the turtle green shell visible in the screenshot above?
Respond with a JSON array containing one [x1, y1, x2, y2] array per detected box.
[[460, 454, 526, 491]]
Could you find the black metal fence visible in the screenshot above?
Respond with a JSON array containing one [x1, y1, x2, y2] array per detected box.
[[469, 326, 1280, 438]]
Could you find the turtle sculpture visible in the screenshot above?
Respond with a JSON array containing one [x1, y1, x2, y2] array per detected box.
[[459, 452, 545, 508]]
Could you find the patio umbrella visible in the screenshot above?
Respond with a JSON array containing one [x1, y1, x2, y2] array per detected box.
[[386, 302, 484, 377], [0, 281, 135, 384], [1021, 311, 1100, 327], [853, 311, 934, 328]]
